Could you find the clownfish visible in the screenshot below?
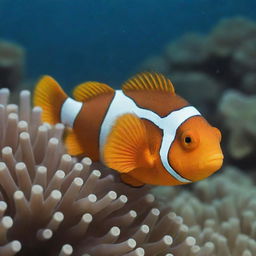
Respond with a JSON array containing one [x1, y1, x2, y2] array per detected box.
[[34, 72, 223, 187]]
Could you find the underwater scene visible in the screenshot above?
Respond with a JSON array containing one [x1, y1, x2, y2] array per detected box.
[[1, 0, 256, 255]]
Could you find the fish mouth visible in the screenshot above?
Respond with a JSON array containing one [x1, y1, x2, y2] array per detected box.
[[200, 153, 224, 171], [207, 153, 224, 162]]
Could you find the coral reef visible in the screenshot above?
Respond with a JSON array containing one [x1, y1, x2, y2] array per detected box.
[[138, 18, 256, 255], [2, 16, 256, 256], [140, 16, 256, 105], [139, 16, 256, 165], [0, 89, 206, 256], [205, 17, 256, 58], [165, 34, 208, 68], [153, 166, 256, 256], [218, 90, 256, 159], [170, 72, 221, 115], [0, 41, 25, 90]]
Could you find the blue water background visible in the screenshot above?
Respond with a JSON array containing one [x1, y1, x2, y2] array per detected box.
[[1, 0, 256, 90]]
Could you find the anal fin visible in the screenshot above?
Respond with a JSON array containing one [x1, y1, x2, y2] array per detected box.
[[65, 129, 84, 156], [120, 173, 145, 187]]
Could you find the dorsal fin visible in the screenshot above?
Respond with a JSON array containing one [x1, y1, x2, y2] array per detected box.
[[122, 72, 175, 94], [73, 81, 114, 101]]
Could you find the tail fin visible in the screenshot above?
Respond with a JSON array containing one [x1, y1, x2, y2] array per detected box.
[[33, 76, 67, 124]]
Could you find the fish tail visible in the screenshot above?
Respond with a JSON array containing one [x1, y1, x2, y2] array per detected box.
[[33, 75, 67, 124]]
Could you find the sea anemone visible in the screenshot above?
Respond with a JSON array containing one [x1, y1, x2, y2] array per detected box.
[[153, 166, 256, 256], [0, 88, 202, 256]]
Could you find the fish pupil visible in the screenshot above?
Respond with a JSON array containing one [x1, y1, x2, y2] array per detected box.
[[185, 136, 192, 143]]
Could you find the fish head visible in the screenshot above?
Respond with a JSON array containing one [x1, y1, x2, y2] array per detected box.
[[169, 116, 223, 182]]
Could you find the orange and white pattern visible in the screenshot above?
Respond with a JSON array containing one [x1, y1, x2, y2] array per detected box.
[[34, 72, 223, 187]]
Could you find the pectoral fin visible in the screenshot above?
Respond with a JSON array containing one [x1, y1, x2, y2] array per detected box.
[[103, 113, 155, 173]]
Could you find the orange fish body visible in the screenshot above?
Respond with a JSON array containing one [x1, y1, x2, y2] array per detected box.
[[34, 73, 223, 187]]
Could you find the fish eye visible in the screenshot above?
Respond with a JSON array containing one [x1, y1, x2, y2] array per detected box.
[[180, 130, 199, 150], [184, 136, 192, 144]]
